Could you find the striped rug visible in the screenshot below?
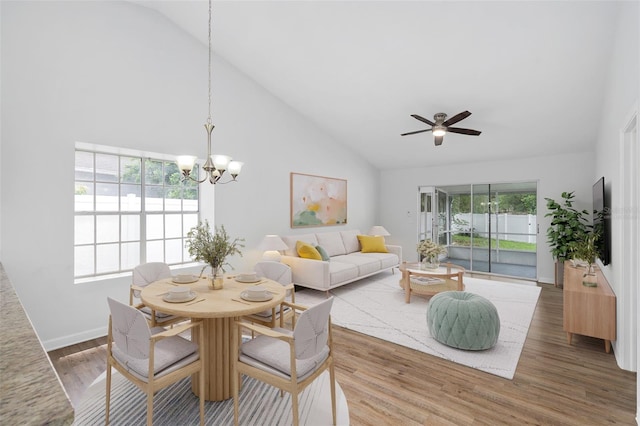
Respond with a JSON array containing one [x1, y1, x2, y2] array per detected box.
[[73, 370, 348, 425]]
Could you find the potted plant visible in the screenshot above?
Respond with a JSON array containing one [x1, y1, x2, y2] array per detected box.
[[417, 239, 447, 270], [544, 191, 591, 287], [569, 232, 599, 287], [186, 221, 244, 289]]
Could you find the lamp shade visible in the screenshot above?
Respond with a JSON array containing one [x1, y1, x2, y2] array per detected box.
[[257, 235, 288, 262], [368, 226, 390, 236]]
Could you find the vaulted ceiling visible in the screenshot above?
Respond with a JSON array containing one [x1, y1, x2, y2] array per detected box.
[[135, 1, 622, 169]]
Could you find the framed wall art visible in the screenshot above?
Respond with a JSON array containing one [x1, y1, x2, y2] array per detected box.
[[290, 172, 347, 228]]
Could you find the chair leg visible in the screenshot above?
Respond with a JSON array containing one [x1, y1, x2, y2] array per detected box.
[[330, 364, 337, 425], [146, 391, 153, 426], [199, 368, 205, 426], [233, 373, 239, 426], [292, 391, 300, 426], [105, 365, 112, 425]]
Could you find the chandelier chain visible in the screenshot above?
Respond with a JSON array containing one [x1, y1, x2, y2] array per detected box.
[[207, 0, 212, 125]]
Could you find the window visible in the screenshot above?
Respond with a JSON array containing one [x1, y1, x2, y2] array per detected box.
[[74, 149, 199, 279]]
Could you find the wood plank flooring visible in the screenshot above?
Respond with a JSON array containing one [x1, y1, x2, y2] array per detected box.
[[48, 283, 637, 425]]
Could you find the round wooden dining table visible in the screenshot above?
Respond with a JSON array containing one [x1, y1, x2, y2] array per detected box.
[[140, 274, 286, 401]]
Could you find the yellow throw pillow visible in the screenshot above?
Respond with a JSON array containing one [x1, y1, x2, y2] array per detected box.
[[357, 235, 388, 253], [296, 240, 322, 260]]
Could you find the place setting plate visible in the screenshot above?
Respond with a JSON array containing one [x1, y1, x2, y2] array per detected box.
[[163, 291, 197, 303], [171, 275, 199, 284], [235, 275, 262, 283], [240, 291, 274, 302]]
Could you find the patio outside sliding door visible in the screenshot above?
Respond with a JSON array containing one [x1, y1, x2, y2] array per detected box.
[[419, 181, 537, 280]]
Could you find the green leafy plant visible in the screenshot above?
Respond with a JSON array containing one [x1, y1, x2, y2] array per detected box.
[[569, 232, 599, 276], [544, 191, 591, 261], [186, 221, 244, 276]]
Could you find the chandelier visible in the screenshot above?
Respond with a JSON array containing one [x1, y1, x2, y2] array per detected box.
[[177, 0, 243, 184]]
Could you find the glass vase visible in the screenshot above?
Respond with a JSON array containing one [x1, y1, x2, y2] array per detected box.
[[421, 257, 440, 270], [209, 267, 224, 290]]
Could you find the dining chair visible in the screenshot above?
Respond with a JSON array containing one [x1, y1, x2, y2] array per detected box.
[[105, 297, 204, 426], [232, 297, 336, 426], [243, 261, 296, 328], [130, 262, 185, 327]]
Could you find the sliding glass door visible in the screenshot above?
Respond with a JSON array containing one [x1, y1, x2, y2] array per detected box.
[[419, 182, 538, 280]]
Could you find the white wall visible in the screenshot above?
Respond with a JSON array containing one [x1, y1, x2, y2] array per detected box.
[[378, 152, 595, 284], [593, 1, 639, 374], [0, 1, 377, 349]]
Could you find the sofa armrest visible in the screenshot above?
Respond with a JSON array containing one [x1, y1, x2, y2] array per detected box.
[[281, 255, 331, 289], [385, 244, 403, 264]]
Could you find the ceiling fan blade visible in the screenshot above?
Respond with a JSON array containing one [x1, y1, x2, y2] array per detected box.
[[411, 114, 435, 126], [442, 110, 471, 127], [401, 129, 432, 136], [447, 127, 482, 136], [434, 135, 444, 146]]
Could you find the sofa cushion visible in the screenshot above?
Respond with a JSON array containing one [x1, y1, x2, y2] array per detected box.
[[315, 232, 346, 257], [331, 254, 381, 276], [357, 235, 388, 253], [315, 245, 331, 261], [296, 241, 322, 260], [328, 261, 359, 286], [282, 233, 318, 257], [351, 252, 399, 269], [340, 230, 361, 254]]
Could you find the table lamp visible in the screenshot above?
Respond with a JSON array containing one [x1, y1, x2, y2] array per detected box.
[[257, 235, 288, 262], [368, 226, 390, 238]]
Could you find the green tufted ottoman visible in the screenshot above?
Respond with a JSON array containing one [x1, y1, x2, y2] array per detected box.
[[427, 291, 500, 350]]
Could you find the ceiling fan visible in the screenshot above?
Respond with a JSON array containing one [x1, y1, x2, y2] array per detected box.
[[401, 111, 481, 146]]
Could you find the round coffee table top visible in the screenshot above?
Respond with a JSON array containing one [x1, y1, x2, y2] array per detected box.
[[399, 262, 465, 276]]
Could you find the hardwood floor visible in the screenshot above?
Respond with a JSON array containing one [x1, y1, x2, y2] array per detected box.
[[48, 283, 637, 425]]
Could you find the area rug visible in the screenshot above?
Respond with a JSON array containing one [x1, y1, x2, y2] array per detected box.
[[295, 273, 541, 380], [73, 370, 349, 425]]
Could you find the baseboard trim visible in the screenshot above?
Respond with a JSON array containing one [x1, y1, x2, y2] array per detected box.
[[43, 326, 107, 351]]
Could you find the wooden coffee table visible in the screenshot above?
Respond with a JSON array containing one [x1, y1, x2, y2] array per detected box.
[[399, 261, 465, 303]]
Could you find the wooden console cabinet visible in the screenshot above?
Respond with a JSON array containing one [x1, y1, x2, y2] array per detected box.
[[563, 261, 616, 353]]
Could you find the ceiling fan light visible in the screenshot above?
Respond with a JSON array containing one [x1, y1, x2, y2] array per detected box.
[[433, 126, 446, 137]]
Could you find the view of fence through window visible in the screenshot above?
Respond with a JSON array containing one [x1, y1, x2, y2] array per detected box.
[[419, 182, 537, 279], [74, 150, 199, 279]]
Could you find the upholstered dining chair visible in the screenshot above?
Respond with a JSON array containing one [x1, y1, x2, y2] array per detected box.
[[130, 262, 184, 327], [242, 261, 296, 329], [232, 297, 336, 426], [105, 297, 204, 426]]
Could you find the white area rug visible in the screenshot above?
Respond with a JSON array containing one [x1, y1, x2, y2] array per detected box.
[[74, 370, 349, 425], [295, 273, 541, 380]]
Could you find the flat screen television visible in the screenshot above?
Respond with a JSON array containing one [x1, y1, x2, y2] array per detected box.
[[592, 176, 610, 265]]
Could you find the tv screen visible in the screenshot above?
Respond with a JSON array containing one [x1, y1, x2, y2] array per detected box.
[[592, 176, 610, 265]]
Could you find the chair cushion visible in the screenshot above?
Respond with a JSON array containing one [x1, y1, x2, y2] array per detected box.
[[112, 327, 199, 380], [427, 291, 500, 350], [296, 241, 322, 260], [240, 328, 329, 379], [357, 235, 388, 253]]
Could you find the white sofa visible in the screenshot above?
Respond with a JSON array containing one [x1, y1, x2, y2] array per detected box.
[[280, 229, 402, 292]]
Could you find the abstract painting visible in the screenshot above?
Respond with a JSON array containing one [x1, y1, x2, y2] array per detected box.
[[290, 173, 347, 228]]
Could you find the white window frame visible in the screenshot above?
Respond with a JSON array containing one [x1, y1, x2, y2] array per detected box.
[[74, 142, 204, 282]]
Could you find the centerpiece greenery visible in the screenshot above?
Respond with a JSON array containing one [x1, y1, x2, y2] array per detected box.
[[186, 221, 244, 288], [569, 231, 599, 287], [417, 239, 447, 269]]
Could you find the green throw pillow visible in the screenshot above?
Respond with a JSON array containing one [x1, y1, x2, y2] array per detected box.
[[315, 245, 330, 261]]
